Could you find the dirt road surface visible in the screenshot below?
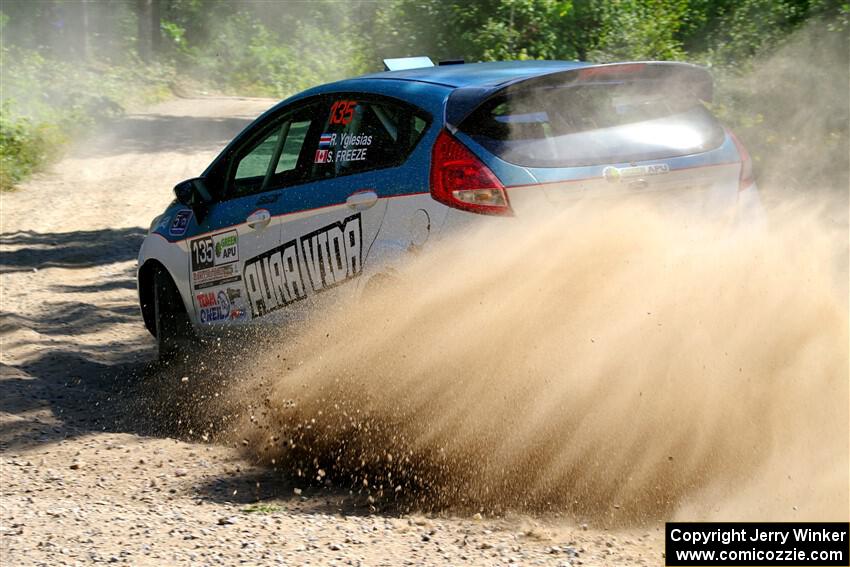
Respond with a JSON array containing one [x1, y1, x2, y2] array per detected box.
[[0, 97, 662, 566]]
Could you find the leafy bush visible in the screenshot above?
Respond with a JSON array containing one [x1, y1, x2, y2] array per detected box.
[[166, 11, 369, 99], [710, 13, 849, 196], [0, 104, 53, 190], [0, 42, 173, 190]]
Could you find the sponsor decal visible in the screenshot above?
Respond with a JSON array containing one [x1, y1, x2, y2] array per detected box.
[[243, 214, 362, 318], [243, 240, 308, 317], [191, 231, 239, 288], [299, 214, 362, 293], [196, 287, 248, 324], [329, 100, 357, 125], [603, 163, 670, 183], [169, 209, 192, 236], [191, 230, 238, 271], [226, 287, 249, 321], [193, 264, 241, 290], [214, 232, 238, 264]]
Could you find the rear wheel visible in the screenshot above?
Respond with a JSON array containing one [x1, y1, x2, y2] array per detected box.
[[153, 268, 194, 362]]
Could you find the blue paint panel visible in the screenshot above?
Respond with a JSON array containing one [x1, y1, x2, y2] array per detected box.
[[156, 147, 435, 243], [197, 195, 271, 237]]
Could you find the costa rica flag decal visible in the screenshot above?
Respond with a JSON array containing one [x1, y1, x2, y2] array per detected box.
[[318, 133, 334, 147]]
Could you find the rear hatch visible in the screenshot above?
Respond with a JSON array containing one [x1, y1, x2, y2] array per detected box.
[[452, 62, 743, 216]]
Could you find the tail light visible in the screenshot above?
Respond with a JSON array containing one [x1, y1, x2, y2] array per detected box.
[[430, 129, 512, 216], [728, 130, 755, 191]]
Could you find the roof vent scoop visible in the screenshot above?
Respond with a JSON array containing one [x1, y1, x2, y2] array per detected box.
[[383, 57, 435, 71], [439, 59, 465, 66]]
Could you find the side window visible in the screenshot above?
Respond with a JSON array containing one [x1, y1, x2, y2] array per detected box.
[[234, 128, 280, 188], [310, 97, 428, 179], [274, 120, 310, 174], [228, 104, 322, 199]]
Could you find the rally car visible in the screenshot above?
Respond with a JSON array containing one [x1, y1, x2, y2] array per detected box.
[[138, 58, 764, 359]]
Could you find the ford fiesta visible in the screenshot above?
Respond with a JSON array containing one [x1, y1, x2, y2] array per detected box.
[[138, 58, 764, 359]]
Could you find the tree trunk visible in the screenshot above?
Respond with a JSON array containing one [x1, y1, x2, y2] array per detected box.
[[150, 0, 161, 56], [136, 0, 151, 61], [79, 0, 90, 60]]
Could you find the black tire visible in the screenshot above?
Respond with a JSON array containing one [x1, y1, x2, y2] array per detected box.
[[153, 268, 194, 362]]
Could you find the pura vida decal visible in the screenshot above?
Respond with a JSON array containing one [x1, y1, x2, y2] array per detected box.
[[243, 214, 362, 318]]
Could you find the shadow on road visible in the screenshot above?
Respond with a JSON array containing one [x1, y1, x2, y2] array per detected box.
[[0, 227, 146, 274], [0, 301, 139, 336], [72, 113, 259, 158], [191, 468, 382, 517]]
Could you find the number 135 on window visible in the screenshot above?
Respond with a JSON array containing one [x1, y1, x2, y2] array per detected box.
[[330, 100, 357, 125]]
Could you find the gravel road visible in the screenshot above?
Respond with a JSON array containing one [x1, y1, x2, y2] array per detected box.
[[0, 96, 663, 566]]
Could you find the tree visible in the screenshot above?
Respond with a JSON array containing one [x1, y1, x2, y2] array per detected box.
[[135, 0, 161, 61]]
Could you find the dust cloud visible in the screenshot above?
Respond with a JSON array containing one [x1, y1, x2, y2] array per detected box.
[[224, 201, 847, 525]]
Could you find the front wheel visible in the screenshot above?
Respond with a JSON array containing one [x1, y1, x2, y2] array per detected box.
[[153, 268, 194, 362]]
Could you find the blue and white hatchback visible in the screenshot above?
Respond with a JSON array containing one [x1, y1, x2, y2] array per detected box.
[[138, 58, 763, 359]]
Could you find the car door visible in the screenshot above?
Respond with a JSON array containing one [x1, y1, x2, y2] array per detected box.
[[187, 101, 324, 327], [241, 94, 429, 319]]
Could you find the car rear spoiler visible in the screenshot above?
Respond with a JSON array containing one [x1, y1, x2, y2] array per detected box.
[[445, 61, 714, 129]]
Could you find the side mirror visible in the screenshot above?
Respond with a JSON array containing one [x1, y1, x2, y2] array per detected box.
[[173, 177, 212, 222]]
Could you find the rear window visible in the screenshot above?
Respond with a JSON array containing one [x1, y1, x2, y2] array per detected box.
[[459, 83, 725, 168]]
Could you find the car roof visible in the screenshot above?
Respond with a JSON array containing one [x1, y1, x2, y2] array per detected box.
[[281, 60, 591, 112], [354, 60, 591, 88]]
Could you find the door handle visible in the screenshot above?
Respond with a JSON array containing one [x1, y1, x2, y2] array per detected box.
[[246, 208, 271, 230], [346, 190, 378, 211]]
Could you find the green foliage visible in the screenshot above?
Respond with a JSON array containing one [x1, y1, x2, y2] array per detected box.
[[367, 0, 579, 62], [185, 12, 367, 98], [703, 0, 812, 65], [160, 20, 187, 49], [469, 0, 575, 61], [0, 103, 52, 190], [0, 41, 173, 190], [710, 14, 849, 195], [156, 2, 370, 98], [588, 0, 691, 61]]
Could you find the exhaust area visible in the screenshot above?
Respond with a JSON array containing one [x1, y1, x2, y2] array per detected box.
[[220, 201, 847, 525]]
